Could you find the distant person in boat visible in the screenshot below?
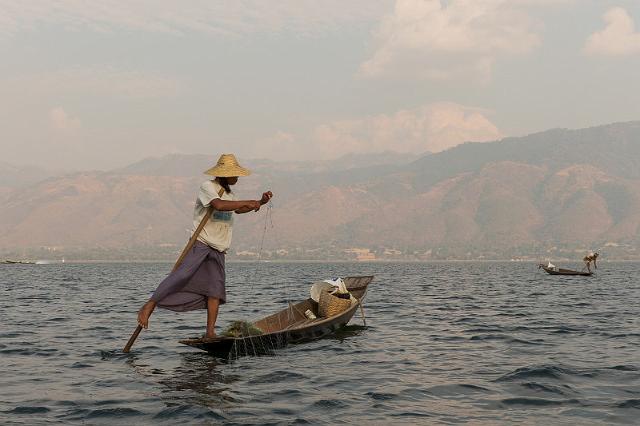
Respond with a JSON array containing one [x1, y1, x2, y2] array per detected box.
[[583, 252, 598, 273], [137, 154, 273, 338]]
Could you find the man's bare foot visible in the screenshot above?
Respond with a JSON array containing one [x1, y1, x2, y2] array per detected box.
[[204, 331, 216, 339], [137, 301, 156, 329]]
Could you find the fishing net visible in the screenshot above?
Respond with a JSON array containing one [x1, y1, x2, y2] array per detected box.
[[222, 320, 263, 338]]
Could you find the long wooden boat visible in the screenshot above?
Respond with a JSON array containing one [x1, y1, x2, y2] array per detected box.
[[179, 275, 374, 359], [538, 264, 592, 276]]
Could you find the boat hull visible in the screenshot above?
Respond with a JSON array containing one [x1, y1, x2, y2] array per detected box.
[[180, 306, 358, 358], [541, 266, 592, 276], [179, 275, 373, 359]]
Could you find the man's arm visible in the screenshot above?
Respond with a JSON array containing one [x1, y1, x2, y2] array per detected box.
[[234, 191, 273, 214], [234, 205, 257, 214], [211, 199, 260, 212]]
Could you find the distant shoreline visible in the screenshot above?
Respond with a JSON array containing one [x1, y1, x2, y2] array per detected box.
[[5, 259, 639, 264]]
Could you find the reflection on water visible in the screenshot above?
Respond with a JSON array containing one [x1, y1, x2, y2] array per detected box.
[[330, 324, 368, 343], [1, 262, 639, 424], [157, 354, 235, 407]]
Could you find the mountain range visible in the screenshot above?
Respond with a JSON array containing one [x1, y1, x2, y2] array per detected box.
[[1, 121, 639, 260]]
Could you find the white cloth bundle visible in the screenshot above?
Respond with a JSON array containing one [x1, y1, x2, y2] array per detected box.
[[310, 278, 347, 302], [324, 278, 348, 294], [310, 277, 357, 304]]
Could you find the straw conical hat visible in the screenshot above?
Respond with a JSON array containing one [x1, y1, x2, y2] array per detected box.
[[204, 154, 251, 177]]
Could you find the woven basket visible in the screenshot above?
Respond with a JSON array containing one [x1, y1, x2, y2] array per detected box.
[[318, 291, 352, 318]]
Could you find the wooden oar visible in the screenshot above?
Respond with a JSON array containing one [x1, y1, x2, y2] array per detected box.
[[358, 302, 367, 327], [123, 206, 213, 353]]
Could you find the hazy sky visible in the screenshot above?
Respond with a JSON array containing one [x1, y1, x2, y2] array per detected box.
[[1, 0, 639, 170]]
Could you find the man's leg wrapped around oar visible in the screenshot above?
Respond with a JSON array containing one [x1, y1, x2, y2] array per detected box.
[[137, 241, 225, 330]]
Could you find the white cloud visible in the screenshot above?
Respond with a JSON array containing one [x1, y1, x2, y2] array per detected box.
[[360, 0, 549, 81], [256, 102, 502, 160], [584, 7, 640, 56], [49, 107, 81, 132], [0, 0, 388, 39]]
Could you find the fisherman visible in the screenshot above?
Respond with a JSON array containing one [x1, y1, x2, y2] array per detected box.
[[583, 252, 599, 273], [137, 154, 273, 338]]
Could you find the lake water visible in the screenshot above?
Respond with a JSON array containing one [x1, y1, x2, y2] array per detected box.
[[1, 262, 639, 425]]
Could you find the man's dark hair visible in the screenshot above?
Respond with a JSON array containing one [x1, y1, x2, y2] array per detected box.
[[217, 177, 231, 193]]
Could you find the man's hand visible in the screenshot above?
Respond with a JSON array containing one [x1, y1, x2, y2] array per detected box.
[[260, 191, 273, 205]]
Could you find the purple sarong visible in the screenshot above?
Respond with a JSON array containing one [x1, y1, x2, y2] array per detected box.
[[151, 241, 226, 312]]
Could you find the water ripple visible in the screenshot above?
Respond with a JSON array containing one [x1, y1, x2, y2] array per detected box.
[[1, 261, 640, 424]]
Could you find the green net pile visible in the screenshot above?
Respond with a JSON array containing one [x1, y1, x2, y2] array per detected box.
[[223, 320, 263, 338]]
